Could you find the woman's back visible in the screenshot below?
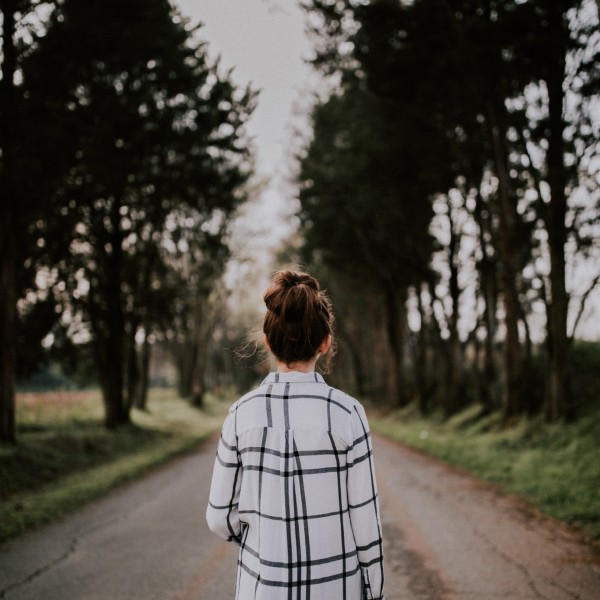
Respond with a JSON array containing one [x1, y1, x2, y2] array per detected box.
[[207, 371, 384, 599]]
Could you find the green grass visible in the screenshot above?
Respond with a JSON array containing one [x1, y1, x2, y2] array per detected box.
[[5, 389, 598, 547], [0, 388, 231, 544], [368, 403, 600, 542]]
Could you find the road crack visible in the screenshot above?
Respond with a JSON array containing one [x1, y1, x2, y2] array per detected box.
[[0, 453, 191, 598], [0, 538, 78, 599]]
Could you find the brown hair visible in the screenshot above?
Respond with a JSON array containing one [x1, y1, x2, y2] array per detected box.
[[263, 270, 335, 369]]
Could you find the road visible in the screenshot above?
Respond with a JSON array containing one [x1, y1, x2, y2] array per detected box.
[[1, 433, 599, 600]]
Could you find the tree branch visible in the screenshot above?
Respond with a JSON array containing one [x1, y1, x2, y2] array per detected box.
[[569, 273, 600, 343]]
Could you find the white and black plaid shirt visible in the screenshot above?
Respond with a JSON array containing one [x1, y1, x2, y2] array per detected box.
[[206, 371, 385, 600]]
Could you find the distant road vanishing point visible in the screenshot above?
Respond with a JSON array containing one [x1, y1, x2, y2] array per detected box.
[[1, 433, 599, 599]]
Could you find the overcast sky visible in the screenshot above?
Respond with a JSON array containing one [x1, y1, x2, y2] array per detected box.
[[173, 0, 319, 303], [175, 0, 316, 216], [178, 0, 314, 171]]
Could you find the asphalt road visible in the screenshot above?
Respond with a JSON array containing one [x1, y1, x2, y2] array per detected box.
[[1, 433, 599, 600]]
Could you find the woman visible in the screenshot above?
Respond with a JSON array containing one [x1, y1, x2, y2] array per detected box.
[[206, 269, 385, 600]]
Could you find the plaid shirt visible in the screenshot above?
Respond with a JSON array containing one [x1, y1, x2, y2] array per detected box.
[[206, 371, 385, 600]]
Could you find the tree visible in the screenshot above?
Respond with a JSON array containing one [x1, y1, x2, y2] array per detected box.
[[303, 0, 600, 421], [0, 0, 19, 443], [1, 0, 59, 442], [537, 0, 597, 420], [298, 73, 451, 405], [19, 0, 254, 427], [163, 213, 232, 407]]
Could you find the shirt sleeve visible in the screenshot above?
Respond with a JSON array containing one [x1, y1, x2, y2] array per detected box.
[[205, 408, 243, 544], [347, 402, 385, 600]]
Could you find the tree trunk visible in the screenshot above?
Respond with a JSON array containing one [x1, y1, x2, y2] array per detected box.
[[544, 3, 569, 422], [426, 276, 449, 408], [0, 213, 17, 444], [96, 301, 128, 428], [384, 284, 407, 407], [487, 104, 524, 419], [191, 342, 208, 408], [176, 338, 194, 399], [480, 263, 499, 413], [367, 291, 391, 400], [126, 321, 139, 411], [445, 199, 465, 415], [473, 191, 499, 413], [336, 322, 367, 398], [190, 309, 211, 407], [415, 286, 430, 415], [99, 365, 126, 428], [134, 334, 151, 410], [99, 319, 128, 428], [0, 0, 18, 443], [97, 199, 128, 428]]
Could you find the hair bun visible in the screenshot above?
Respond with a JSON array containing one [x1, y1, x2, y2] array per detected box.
[[265, 271, 320, 319], [276, 270, 319, 292]]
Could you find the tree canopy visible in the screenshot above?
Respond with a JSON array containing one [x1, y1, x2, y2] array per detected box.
[[1, 0, 255, 437], [298, 0, 599, 419]]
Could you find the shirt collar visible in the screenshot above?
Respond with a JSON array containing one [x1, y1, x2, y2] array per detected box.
[[261, 371, 326, 385]]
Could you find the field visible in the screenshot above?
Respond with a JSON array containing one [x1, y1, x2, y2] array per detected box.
[[0, 389, 231, 544], [368, 403, 600, 542]]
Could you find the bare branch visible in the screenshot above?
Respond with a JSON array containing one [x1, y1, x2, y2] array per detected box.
[[569, 273, 600, 342]]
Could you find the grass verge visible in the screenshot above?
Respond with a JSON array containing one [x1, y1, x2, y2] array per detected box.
[[0, 388, 231, 544], [368, 403, 600, 542]]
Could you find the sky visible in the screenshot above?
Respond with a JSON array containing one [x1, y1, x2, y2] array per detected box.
[[173, 0, 321, 305], [177, 0, 313, 174], [175, 2, 315, 233]]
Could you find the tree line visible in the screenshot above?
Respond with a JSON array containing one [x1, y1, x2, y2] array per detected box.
[[0, 0, 255, 442], [297, 0, 599, 420]]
